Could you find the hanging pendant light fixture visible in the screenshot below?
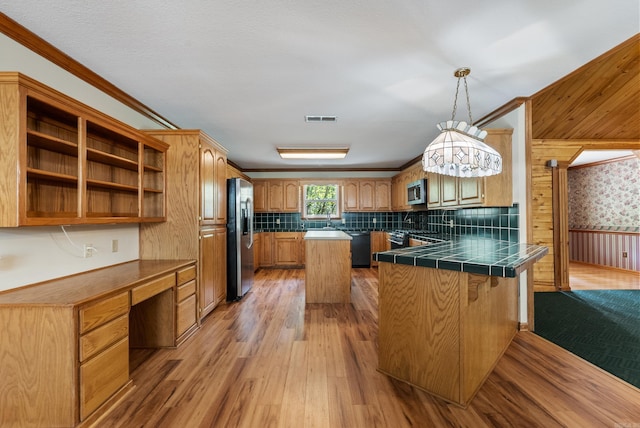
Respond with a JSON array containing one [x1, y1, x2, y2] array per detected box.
[[422, 67, 502, 178]]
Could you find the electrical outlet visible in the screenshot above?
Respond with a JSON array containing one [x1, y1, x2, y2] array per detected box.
[[83, 244, 93, 258], [112, 239, 119, 253], [372, 218, 377, 224], [622, 251, 628, 258], [341, 218, 346, 224], [276, 218, 280, 225], [449, 219, 454, 228]]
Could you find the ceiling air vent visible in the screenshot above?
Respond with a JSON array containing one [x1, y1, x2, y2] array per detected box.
[[305, 115, 337, 122]]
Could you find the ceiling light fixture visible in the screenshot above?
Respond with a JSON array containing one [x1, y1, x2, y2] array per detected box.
[[277, 147, 349, 159], [422, 67, 502, 178]]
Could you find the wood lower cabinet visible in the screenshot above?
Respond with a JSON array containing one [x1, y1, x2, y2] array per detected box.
[[253, 232, 262, 271], [0, 260, 193, 427], [274, 232, 303, 266], [140, 130, 228, 322], [260, 232, 274, 267], [0, 72, 168, 227], [176, 265, 198, 342], [199, 227, 226, 319], [370, 231, 390, 267]]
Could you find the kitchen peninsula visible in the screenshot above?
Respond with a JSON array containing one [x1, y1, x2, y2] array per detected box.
[[304, 230, 352, 303], [374, 237, 547, 407]]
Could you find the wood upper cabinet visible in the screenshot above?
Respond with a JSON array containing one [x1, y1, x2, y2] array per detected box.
[[343, 181, 359, 211], [398, 129, 513, 209], [343, 179, 392, 212], [0, 72, 168, 227], [253, 180, 268, 212], [200, 135, 227, 225], [253, 179, 300, 212]]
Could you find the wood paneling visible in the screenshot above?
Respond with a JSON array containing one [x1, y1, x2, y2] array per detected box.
[[528, 35, 640, 291], [531, 34, 640, 140]]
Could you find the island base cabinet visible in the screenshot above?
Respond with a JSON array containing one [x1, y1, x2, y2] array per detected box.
[[305, 239, 351, 303], [377, 262, 517, 407]]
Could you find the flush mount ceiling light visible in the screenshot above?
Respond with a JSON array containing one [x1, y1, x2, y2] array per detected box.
[[277, 147, 349, 159], [422, 67, 502, 178]]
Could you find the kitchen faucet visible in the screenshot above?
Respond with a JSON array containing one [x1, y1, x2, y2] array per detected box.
[[326, 212, 331, 227]]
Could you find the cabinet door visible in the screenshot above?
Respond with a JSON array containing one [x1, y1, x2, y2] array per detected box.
[[343, 181, 359, 211], [214, 149, 227, 224], [283, 180, 300, 212], [200, 147, 216, 224], [199, 230, 215, 318], [427, 172, 441, 208], [458, 178, 484, 206], [268, 181, 284, 212], [359, 180, 375, 211], [253, 180, 268, 212], [274, 232, 300, 266], [440, 175, 459, 207], [299, 232, 305, 265], [253, 233, 260, 268], [261, 232, 274, 267], [213, 227, 227, 306], [374, 180, 392, 211]]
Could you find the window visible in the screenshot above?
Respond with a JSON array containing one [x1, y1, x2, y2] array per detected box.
[[303, 184, 340, 218]]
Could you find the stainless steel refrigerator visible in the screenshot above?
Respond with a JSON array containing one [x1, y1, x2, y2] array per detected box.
[[227, 178, 254, 300]]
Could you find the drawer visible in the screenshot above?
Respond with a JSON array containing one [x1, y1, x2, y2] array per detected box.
[[274, 232, 299, 239], [131, 274, 175, 305], [79, 337, 129, 420], [177, 279, 196, 302], [177, 265, 196, 285], [79, 292, 129, 334], [79, 314, 129, 362], [177, 294, 197, 337]]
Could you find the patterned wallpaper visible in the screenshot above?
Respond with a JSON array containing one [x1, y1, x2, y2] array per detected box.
[[568, 157, 640, 231]]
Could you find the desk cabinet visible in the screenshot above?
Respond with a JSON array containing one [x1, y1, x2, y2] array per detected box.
[[0, 260, 194, 428]]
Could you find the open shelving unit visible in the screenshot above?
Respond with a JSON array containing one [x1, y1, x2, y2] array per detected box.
[[0, 72, 168, 227]]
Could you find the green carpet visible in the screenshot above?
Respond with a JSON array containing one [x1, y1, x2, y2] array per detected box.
[[534, 290, 640, 389]]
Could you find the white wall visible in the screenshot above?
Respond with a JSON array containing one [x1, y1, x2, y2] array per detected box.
[[0, 33, 165, 290], [487, 105, 529, 324]]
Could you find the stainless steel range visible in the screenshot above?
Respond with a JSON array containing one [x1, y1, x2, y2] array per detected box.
[[388, 230, 445, 249]]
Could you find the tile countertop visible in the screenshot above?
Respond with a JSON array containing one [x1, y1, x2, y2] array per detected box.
[[304, 230, 353, 240], [374, 236, 548, 278]]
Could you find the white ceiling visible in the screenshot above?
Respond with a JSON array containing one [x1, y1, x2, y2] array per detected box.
[[1, 1, 638, 170], [570, 150, 636, 167]]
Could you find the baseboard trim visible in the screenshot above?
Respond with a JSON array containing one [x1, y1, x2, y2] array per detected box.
[[518, 322, 529, 331]]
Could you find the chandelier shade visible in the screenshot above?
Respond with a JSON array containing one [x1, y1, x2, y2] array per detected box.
[[422, 68, 502, 178], [422, 120, 502, 178]]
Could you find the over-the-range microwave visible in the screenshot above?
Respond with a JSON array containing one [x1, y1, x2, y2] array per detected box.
[[407, 179, 427, 205]]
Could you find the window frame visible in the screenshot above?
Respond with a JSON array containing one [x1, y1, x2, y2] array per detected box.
[[301, 182, 341, 219]]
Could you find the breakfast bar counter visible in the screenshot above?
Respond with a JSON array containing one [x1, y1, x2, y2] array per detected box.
[[304, 230, 352, 303], [374, 237, 547, 407]]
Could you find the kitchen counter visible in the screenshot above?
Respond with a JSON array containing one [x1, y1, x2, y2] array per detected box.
[[374, 236, 548, 277], [303, 230, 353, 240], [304, 230, 352, 303], [375, 236, 547, 407]]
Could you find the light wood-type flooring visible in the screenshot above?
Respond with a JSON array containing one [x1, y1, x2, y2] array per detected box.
[[98, 268, 640, 427], [569, 261, 640, 290]]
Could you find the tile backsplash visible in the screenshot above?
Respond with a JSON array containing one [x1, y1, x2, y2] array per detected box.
[[254, 204, 520, 242]]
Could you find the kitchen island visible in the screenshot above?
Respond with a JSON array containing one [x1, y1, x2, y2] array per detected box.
[[304, 230, 352, 303], [374, 237, 547, 407]]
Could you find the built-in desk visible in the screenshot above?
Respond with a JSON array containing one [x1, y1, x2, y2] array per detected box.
[[0, 259, 197, 428]]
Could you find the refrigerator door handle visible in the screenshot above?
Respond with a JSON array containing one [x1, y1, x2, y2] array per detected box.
[[246, 197, 254, 249]]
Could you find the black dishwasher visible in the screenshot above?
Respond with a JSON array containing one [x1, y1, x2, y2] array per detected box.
[[347, 231, 371, 268]]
